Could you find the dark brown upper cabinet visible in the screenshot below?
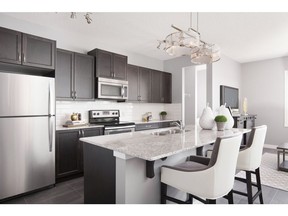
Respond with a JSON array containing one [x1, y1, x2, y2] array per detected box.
[[0, 27, 56, 70], [56, 49, 94, 101], [161, 72, 172, 103], [22, 34, 55, 70], [127, 64, 139, 101], [88, 49, 127, 80], [127, 64, 151, 102], [151, 70, 162, 103], [0, 27, 21, 64], [139, 67, 151, 102], [151, 70, 172, 103]]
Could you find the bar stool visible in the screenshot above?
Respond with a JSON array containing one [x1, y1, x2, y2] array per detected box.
[[233, 125, 267, 204], [161, 133, 242, 204]]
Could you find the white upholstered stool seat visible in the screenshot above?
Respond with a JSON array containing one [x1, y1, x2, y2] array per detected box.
[[161, 134, 242, 204]]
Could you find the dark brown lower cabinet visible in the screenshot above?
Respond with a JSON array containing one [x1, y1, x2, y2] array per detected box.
[[56, 127, 103, 181]]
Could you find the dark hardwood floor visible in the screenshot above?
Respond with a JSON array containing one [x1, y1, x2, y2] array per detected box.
[[1, 148, 288, 204], [1, 177, 84, 204]]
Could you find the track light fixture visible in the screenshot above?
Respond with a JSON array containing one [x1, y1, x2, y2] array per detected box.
[[70, 12, 92, 24]]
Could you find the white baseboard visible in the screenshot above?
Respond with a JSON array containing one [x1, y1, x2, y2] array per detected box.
[[264, 144, 277, 149]]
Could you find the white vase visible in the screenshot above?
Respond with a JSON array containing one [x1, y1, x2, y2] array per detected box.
[[199, 105, 215, 130], [218, 105, 234, 129]]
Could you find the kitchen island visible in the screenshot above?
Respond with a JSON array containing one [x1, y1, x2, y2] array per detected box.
[[80, 125, 250, 204]]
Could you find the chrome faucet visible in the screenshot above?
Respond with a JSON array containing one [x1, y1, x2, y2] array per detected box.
[[173, 120, 185, 131]]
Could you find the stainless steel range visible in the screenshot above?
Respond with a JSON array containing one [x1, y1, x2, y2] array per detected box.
[[89, 110, 135, 135]]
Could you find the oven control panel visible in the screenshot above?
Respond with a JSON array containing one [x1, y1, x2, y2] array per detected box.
[[89, 110, 120, 118]]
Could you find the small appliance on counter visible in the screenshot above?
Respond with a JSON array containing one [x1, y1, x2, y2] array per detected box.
[[63, 112, 87, 127], [89, 110, 135, 135], [142, 112, 152, 122]]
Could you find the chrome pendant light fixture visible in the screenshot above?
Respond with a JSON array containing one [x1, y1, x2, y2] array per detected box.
[[157, 13, 220, 64]]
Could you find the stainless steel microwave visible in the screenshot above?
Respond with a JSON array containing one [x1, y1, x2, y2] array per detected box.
[[96, 77, 128, 100]]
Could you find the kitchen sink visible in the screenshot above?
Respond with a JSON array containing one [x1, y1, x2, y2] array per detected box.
[[151, 128, 191, 136]]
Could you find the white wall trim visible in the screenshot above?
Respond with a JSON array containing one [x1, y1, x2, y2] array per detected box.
[[264, 144, 277, 149], [285, 70, 288, 127]]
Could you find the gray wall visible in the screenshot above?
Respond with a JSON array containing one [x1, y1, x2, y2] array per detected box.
[[163, 54, 242, 111], [211, 54, 242, 111], [242, 57, 288, 145], [163, 56, 192, 103], [0, 13, 163, 71]]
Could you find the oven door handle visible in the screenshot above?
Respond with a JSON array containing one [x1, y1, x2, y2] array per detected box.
[[105, 125, 135, 130]]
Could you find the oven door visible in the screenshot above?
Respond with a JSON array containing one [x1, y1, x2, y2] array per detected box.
[[97, 78, 128, 100], [104, 125, 135, 135]]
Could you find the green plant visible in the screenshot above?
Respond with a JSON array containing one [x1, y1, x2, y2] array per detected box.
[[214, 115, 227, 122], [160, 111, 167, 116]]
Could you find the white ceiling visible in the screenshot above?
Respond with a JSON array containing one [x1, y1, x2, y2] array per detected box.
[[5, 12, 288, 63]]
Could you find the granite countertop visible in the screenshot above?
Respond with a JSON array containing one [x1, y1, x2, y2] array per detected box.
[[56, 124, 104, 131], [80, 125, 250, 161]]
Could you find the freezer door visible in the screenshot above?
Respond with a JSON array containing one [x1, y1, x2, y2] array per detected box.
[[0, 116, 55, 200], [0, 72, 55, 117]]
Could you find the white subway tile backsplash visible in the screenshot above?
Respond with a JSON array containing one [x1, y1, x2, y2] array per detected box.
[[56, 101, 181, 126]]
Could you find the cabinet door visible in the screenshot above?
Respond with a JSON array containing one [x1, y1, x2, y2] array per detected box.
[[95, 49, 113, 78], [22, 34, 56, 70], [79, 128, 103, 172], [139, 67, 151, 102], [0, 27, 21, 64], [74, 53, 95, 100], [127, 64, 139, 101], [113, 54, 127, 80], [161, 72, 172, 103], [151, 70, 162, 103], [55, 49, 74, 99], [56, 130, 82, 179]]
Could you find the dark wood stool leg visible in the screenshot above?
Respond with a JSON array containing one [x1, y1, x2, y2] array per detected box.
[[186, 194, 193, 204], [255, 168, 264, 204], [206, 199, 216, 204], [161, 183, 167, 204], [246, 171, 253, 204], [226, 190, 234, 204]]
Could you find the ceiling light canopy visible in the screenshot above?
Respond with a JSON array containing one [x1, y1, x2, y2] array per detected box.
[[157, 13, 220, 64]]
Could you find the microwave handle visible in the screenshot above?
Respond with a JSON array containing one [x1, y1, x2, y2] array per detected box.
[[122, 85, 128, 98], [121, 86, 125, 97]]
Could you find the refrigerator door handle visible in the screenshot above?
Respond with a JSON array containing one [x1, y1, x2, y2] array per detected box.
[[48, 83, 51, 115], [48, 117, 53, 152]]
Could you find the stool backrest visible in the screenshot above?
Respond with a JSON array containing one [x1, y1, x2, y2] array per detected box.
[[208, 133, 242, 197], [237, 125, 267, 170]]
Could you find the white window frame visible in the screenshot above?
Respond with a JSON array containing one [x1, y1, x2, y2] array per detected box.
[[285, 70, 288, 127]]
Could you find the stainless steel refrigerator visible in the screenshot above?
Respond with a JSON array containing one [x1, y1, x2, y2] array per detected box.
[[0, 72, 55, 200]]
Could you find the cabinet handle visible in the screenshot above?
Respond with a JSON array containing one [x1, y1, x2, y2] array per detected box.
[[18, 52, 21, 62], [71, 91, 74, 99], [22, 53, 26, 63], [82, 130, 85, 137], [78, 130, 81, 136], [74, 91, 77, 99]]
